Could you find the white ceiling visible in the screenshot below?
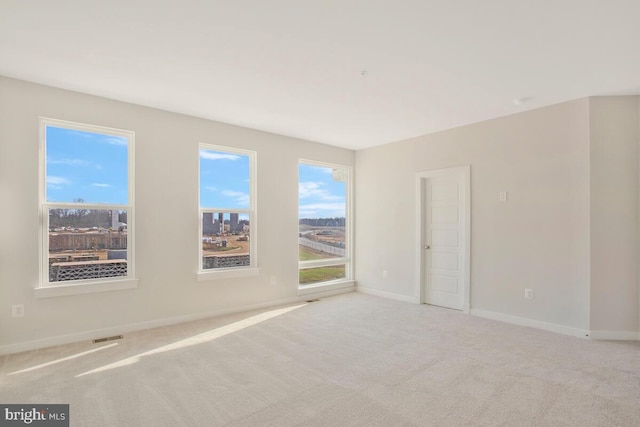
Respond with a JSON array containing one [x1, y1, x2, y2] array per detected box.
[[1, 1, 639, 150]]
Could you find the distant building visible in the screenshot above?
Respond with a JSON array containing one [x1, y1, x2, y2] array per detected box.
[[111, 209, 120, 230], [203, 212, 216, 235], [203, 212, 238, 235], [230, 213, 239, 232], [111, 210, 127, 230]]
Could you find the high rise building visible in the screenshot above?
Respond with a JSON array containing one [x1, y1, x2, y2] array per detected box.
[[230, 213, 239, 232]]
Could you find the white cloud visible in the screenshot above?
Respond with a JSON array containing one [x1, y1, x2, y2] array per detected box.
[[47, 176, 71, 186], [104, 136, 128, 146], [299, 202, 345, 212], [199, 150, 241, 161], [66, 130, 92, 139], [92, 183, 111, 188], [47, 158, 89, 166], [59, 129, 127, 146], [298, 181, 342, 201], [204, 186, 217, 191], [46, 175, 71, 190], [299, 201, 345, 218], [221, 190, 250, 206], [298, 209, 319, 217]]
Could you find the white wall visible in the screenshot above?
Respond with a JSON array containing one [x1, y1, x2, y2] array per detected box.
[[0, 76, 354, 352], [356, 99, 593, 332], [2, 76, 637, 351], [589, 96, 640, 337]]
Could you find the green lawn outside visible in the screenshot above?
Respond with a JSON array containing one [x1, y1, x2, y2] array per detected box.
[[299, 265, 345, 285]]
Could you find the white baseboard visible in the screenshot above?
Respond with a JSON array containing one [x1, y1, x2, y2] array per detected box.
[[588, 330, 640, 341], [470, 308, 590, 339], [0, 288, 354, 356], [357, 286, 420, 304]]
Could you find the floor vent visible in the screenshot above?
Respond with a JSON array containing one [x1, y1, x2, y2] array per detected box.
[[93, 335, 123, 344], [305, 299, 320, 303]]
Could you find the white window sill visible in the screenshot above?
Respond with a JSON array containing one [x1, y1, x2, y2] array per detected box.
[[35, 278, 139, 298], [297, 279, 355, 296], [197, 267, 261, 282]]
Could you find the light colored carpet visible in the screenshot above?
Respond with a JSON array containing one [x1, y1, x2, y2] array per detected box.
[[1, 292, 639, 426]]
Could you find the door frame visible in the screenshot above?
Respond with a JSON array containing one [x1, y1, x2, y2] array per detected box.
[[415, 165, 471, 313]]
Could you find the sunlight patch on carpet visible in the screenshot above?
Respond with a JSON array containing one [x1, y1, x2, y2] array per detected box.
[[9, 343, 119, 375], [76, 303, 307, 377]]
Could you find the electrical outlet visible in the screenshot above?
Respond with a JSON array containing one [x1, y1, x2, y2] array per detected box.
[[499, 191, 508, 202], [382, 270, 388, 279], [270, 276, 277, 285], [12, 304, 24, 318], [524, 288, 534, 300]]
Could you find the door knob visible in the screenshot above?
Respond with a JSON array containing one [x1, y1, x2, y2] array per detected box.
[[424, 245, 430, 250]]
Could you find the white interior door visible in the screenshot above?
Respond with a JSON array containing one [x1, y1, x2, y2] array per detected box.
[[423, 172, 465, 310]]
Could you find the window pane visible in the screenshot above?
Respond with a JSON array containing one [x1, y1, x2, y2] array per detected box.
[[299, 164, 346, 261], [299, 265, 346, 285], [200, 148, 250, 209], [48, 209, 128, 282], [46, 126, 129, 204], [202, 212, 250, 269]]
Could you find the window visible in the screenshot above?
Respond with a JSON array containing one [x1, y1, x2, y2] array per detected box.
[[298, 161, 351, 286], [40, 118, 135, 288], [199, 145, 256, 275]]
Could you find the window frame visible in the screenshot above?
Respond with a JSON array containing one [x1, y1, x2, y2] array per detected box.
[[37, 118, 137, 297], [298, 159, 353, 290], [198, 143, 258, 280]]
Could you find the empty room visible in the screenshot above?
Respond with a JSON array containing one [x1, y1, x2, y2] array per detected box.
[[1, 1, 640, 426]]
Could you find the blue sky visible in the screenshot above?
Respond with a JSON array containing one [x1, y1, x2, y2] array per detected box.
[[46, 126, 129, 204], [47, 135, 345, 219], [200, 150, 346, 219], [200, 148, 250, 209], [298, 163, 346, 219]]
